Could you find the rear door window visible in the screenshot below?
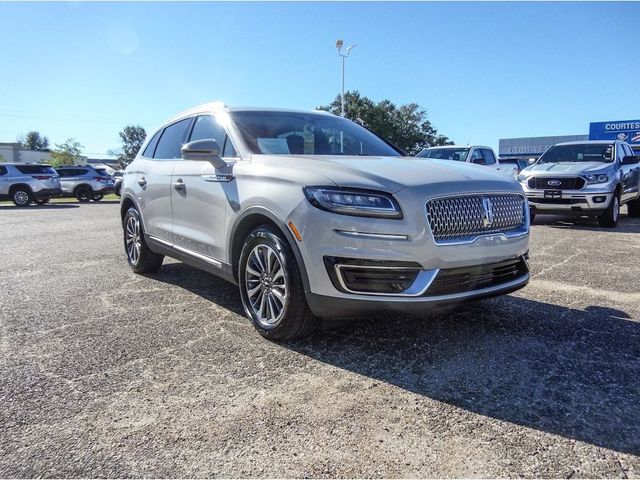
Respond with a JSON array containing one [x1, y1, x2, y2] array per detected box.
[[0, 166, 7, 175], [154, 119, 191, 159], [142, 130, 161, 158], [15, 165, 57, 175]]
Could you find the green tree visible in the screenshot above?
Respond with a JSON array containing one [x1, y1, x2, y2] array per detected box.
[[319, 91, 452, 155], [116, 125, 146, 168], [49, 138, 84, 167], [22, 131, 50, 151]]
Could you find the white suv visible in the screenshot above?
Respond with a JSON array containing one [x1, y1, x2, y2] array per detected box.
[[121, 103, 530, 339]]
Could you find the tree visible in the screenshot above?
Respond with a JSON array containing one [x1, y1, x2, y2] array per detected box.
[[22, 131, 50, 151], [116, 125, 146, 168], [49, 138, 84, 167], [318, 91, 452, 155]]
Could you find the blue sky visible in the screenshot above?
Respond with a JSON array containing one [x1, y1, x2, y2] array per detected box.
[[1, 1, 638, 156]]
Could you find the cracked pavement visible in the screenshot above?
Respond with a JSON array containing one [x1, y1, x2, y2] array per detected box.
[[0, 201, 639, 477]]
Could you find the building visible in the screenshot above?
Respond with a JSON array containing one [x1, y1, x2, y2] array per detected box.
[[499, 118, 640, 161], [0, 142, 119, 170]]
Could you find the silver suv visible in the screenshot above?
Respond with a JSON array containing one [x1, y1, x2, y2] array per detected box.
[[518, 140, 640, 227], [0, 163, 62, 206], [55, 165, 115, 202], [121, 104, 530, 340]]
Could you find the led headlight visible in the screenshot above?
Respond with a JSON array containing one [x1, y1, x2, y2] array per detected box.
[[584, 174, 608, 184], [303, 186, 403, 219]]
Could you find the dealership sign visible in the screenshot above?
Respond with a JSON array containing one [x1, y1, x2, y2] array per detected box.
[[589, 120, 640, 144]]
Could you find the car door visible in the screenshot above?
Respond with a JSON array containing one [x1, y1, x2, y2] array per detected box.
[[136, 118, 191, 243], [170, 114, 238, 261], [0, 165, 10, 195], [619, 143, 639, 201], [480, 148, 502, 173]]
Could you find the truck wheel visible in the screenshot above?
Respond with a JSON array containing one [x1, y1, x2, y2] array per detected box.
[[11, 187, 32, 207], [123, 207, 164, 273], [238, 225, 318, 340], [598, 194, 620, 228], [627, 197, 640, 218], [76, 187, 92, 203]]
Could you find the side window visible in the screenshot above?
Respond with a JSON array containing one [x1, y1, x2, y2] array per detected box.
[[142, 130, 161, 158], [0, 166, 7, 176], [189, 115, 226, 145], [223, 137, 238, 157], [482, 149, 497, 165], [154, 119, 191, 160], [623, 144, 633, 157], [470, 149, 485, 165]]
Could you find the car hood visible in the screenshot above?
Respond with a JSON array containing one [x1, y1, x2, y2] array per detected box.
[[524, 161, 613, 175], [253, 154, 521, 194]]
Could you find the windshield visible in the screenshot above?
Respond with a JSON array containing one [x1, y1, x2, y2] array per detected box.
[[231, 111, 401, 156], [538, 144, 614, 164], [417, 147, 470, 161]]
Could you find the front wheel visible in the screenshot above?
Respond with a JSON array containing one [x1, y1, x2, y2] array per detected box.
[[598, 194, 620, 228], [123, 207, 164, 273], [11, 188, 32, 207], [238, 225, 318, 340]]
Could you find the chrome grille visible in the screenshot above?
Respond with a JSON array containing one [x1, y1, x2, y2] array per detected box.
[[426, 194, 526, 243]]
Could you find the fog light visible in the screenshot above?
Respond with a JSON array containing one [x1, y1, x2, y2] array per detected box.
[[593, 196, 607, 204]]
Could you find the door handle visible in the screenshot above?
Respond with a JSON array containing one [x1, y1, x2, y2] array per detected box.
[[174, 179, 185, 191], [137, 177, 147, 187]]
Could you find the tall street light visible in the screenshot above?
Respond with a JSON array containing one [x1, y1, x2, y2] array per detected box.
[[336, 39, 357, 117]]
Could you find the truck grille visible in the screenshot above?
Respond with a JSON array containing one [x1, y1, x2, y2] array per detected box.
[[426, 194, 526, 244], [528, 177, 585, 190]]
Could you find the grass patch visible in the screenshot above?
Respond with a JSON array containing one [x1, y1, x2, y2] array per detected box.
[[0, 194, 120, 206]]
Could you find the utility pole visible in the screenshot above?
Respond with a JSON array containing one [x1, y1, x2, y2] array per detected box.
[[335, 40, 357, 117]]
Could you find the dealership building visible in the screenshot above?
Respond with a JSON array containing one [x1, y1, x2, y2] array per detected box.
[[499, 119, 640, 161]]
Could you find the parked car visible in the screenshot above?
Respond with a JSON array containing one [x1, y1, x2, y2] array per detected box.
[[417, 145, 518, 178], [500, 157, 531, 174], [518, 140, 640, 227], [0, 163, 62, 206], [113, 170, 124, 197], [121, 104, 530, 340], [55, 165, 115, 202]]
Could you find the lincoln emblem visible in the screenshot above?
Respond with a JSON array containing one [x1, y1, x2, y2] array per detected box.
[[482, 197, 494, 227]]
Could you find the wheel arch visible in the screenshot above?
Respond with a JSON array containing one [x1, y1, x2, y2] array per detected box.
[[9, 183, 33, 195], [229, 207, 310, 292], [73, 183, 94, 195]]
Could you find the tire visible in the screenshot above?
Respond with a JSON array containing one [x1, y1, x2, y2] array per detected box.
[[75, 186, 92, 203], [627, 197, 640, 218], [123, 207, 164, 273], [238, 225, 318, 340], [529, 209, 536, 225], [598, 193, 620, 228], [35, 198, 50, 205], [92, 193, 104, 202], [11, 187, 32, 207]]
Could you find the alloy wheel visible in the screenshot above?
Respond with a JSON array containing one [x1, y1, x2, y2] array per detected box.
[[125, 214, 141, 265], [245, 244, 288, 326], [13, 190, 30, 206]]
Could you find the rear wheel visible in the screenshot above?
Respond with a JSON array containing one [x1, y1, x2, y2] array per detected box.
[[598, 193, 620, 228], [238, 225, 318, 340], [92, 193, 104, 202], [11, 188, 32, 207], [76, 186, 92, 203], [123, 207, 164, 273]]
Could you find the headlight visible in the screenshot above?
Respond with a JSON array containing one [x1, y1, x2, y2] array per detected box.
[[584, 174, 608, 184], [303, 186, 403, 219]]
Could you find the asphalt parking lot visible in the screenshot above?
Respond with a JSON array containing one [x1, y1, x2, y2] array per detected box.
[[1, 201, 639, 478]]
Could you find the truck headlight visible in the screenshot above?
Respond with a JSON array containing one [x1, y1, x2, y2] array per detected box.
[[517, 174, 529, 184], [584, 174, 608, 184], [303, 186, 403, 219]]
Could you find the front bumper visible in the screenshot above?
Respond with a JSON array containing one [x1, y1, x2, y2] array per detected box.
[[525, 189, 613, 214]]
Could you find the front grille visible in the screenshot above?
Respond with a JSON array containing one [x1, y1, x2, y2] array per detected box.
[[426, 194, 526, 243], [529, 177, 585, 190], [426, 257, 528, 296]]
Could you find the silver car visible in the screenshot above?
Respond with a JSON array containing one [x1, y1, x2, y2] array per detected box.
[[55, 165, 115, 202], [0, 163, 62, 206], [518, 140, 640, 227], [121, 104, 530, 340]]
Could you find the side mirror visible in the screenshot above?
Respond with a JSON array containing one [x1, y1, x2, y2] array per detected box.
[[181, 139, 226, 168], [622, 155, 639, 165]]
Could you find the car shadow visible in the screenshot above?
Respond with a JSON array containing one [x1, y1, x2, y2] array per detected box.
[[150, 262, 640, 455], [0, 204, 79, 210], [533, 211, 640, 233]]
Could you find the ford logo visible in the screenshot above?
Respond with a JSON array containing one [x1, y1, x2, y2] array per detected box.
[[547, 180, 562, 187]]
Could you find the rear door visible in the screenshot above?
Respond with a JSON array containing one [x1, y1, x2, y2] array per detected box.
[[136, 118, 191, 243], [0, 165, 9, 195], [170, 114, 238, 261]]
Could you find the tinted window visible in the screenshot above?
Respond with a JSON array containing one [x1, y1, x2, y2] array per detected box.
[[481, 149, 496, 165], [15, 165, 57, 174], [154, 119, 191, 159], [223, 137, 237, 157], [539, 144, 614, 164], [189, 115, 226, 144], [57, 168, 88, 176], [0, 166, 7, 175], [417, 147, 469, 161], [232, 111, 400, 157], [470, 149, 485, 164], [142, 130, 161, 158]]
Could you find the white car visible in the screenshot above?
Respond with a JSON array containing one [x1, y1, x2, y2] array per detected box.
[[417, 145, 518, 178], [121, 104, 530, 340]]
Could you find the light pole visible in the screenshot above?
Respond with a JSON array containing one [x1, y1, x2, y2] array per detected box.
[[336, 39, 357, 117]]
